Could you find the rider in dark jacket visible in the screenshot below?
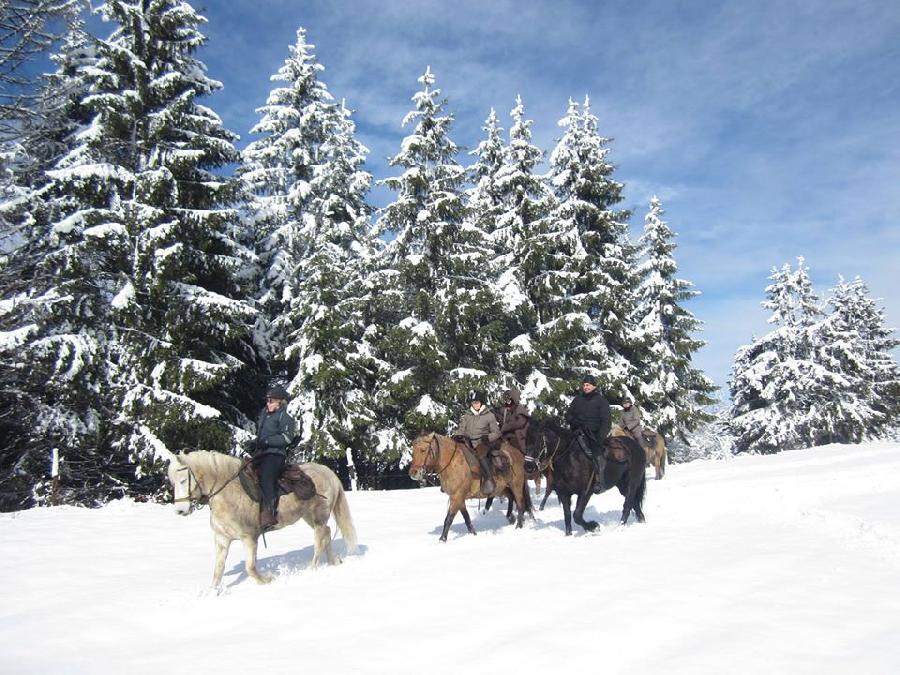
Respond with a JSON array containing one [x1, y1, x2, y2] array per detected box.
[[565, 374, 611, 493], [254, 384, 297, 530]]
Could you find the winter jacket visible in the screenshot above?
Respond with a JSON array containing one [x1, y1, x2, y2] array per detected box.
[[566, 389, 612, 441], [620, 404, 643, 437], [456, 406, 501, 444], [255, 406, 297, 457], [495, 387, 530, 451]]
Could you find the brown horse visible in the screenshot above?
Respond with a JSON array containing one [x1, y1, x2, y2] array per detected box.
[[611, 424, 667, 480], [408, 433, 529, 542]]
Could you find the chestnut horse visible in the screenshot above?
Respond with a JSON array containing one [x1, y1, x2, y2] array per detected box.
[[408, 433, 529, 542], [611, 424, 667, 480]]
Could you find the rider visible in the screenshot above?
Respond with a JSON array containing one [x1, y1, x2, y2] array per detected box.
[[620, 395, 646, 448], [496, 386, 530, 453], [454, 390, 501, 495], [254, 384, 297, 531], [565, 374, 612, 494]]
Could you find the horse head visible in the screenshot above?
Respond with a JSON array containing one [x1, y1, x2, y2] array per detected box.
[[408, 432, 439, 482], [167, 452, 202, 515]]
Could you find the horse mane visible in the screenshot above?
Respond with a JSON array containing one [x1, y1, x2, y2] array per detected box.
[[181, 449, 240, 474]]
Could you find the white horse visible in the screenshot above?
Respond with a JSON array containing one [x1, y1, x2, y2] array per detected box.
[[166, 450, 358, 588]]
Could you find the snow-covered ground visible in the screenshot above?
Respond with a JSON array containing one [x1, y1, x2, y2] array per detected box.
[[2, 442, 900, 674]]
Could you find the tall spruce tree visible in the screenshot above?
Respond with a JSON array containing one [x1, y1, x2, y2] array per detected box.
[[814, 275, 900, 442], [632, 196, 716, 438], [520, 96, 634, 416], [1, 0, 257, 507], [729, 258, 840, 453], [240, 29, 378, 477], [371, 67, 505, 448]]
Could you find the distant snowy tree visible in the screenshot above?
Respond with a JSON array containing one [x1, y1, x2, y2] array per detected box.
[[632, 196, 716, 438], [729, 258, 841, 453], [813, 275, 900, 442], [519, 96, 634, 416], [371, 67, 506, 448], [240, 29, 378, 473]]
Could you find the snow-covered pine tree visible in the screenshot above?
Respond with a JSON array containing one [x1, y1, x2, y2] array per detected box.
[[729, 257, 842, 453], [632, 196, 716, 438], [371, 67, 505, 448], [2, 0, 258, 507], [488, 96, 555, 399], [814, 275, 900, 442], [240, 27, 336, 363], [240, 29, 380, 478], [520, 96, 634, 417]]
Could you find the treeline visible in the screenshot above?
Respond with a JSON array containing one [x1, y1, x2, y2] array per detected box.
[[0, 1, 717, 508]]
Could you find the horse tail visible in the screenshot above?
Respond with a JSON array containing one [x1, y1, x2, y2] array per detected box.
[[333, 482, 358, 554]]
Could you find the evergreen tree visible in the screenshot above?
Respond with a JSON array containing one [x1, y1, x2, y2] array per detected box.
[[1, 0, 257, 508], [371, 67, 505, 447], [240, 29, 379, 476], [814, 275, 900, 442], [632, 196, 716, 438], [519, 96, 634, 416], [729, 258, 838, 453]]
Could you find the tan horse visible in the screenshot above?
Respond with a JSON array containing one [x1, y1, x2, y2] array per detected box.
[[408, 433, 529, 542], [611, 424, 667, 480], [167, 450, 357, 588]]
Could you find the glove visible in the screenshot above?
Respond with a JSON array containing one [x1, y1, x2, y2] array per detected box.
[[255, 437, 268, 452], [451, 434, 466, 444], [480, 435, 490, 444]]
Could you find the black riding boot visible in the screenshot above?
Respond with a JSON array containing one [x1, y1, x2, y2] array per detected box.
[[478, 455, 496, 495], [591, 451, 607, 494]]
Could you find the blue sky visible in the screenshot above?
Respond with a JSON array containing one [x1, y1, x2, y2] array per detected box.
[[97, 0, 900, 396]]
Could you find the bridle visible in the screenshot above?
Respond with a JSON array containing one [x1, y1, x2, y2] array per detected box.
[[172, 459, 245, 511], [411, 434, 458, 480]]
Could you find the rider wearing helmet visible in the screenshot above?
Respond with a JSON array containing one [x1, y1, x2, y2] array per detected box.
[[254, 384, 297, 530], [454, 390, 501, 495]]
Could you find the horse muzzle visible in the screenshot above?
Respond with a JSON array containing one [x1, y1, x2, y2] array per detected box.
[[409, 465, 425, 482]]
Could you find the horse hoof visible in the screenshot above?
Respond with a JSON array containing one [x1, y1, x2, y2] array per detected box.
[[439, 536, 447, 542]]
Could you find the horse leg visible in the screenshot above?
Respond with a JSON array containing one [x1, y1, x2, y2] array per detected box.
[[559, 491, 573, 536], [440, 498, 463, 542], [460, 504, 477, 535], [241, 535, 272, 584], [483, 496, 494, 514], [572, 490, 598, 532], [312, 524, 338, 566], [212, 532, 233, 588]]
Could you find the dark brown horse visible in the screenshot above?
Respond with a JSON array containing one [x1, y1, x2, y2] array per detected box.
[[408, 433, 529, 542], [541, 421, 646, 535]]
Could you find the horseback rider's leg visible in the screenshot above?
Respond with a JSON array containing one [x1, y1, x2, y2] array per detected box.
[[256, 453, 286, 530], [474, 443, 496, 495], [590, 445, 607, 494]]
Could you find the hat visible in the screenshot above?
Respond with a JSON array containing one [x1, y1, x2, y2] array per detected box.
[[623, 395, 633, 403], [470, 390, 487, 404], [266, 384, 290, 401], [581, 374, 597, 386]]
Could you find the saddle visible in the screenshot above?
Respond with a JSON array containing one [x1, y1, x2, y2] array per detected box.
[[239, 460, 317, 502]]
